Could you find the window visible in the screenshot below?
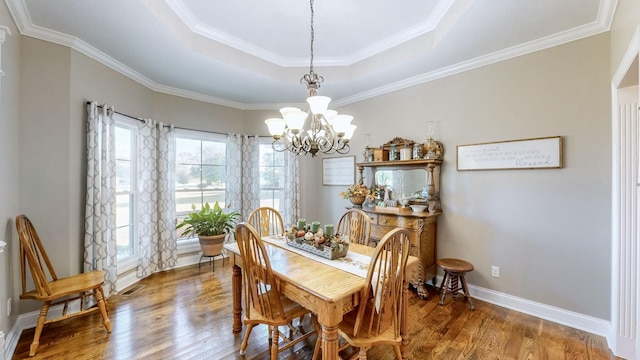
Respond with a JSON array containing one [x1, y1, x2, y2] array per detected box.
[[175, 130, 226, 238], [259, 140, 286, 211], [114, 117, 138, 262]]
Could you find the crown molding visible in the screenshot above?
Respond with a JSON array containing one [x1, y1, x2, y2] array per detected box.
[[335, 18, 612, 107], [4, 0, 617, 110], [163, 0, 457, 68]]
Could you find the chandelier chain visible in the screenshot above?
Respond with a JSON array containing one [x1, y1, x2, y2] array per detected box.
[[309, 0, 314, 74]]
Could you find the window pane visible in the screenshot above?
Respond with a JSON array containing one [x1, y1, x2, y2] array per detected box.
[[176, 138, 202, 165], [259, 143, 285, 212], [201, 164, 225, 190], [176, 190, 203, 213], [116, 225, 133, 258], [115, 127, 131, 160], [115, 194, 134, 259], [116, 159, 131, 192], [174, 133, 226, 231], [203, 191, 225, 207], [202, 141, 225, 164]]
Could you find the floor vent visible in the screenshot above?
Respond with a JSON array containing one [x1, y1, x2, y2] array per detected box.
[[121, 285, 145, 296]]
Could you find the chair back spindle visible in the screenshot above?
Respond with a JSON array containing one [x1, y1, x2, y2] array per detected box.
[[247, 207, 285, 237], [336, 209, 371, 246]]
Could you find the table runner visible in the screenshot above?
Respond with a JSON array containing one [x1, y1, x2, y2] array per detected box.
[[262, 235, 371, 278]]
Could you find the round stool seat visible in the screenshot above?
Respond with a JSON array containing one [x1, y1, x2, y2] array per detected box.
[[437, 258, 475, 310], [437, 258, 474, 273]]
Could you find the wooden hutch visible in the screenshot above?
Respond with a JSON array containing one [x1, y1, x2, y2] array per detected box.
[[357, 137, 443, 299]]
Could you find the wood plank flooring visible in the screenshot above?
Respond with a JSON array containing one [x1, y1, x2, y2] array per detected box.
[[12, 259, 619, 359]]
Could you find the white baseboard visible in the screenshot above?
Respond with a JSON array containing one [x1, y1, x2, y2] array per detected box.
[[464, 281, 610, 337], [6, 270, 610, 358]]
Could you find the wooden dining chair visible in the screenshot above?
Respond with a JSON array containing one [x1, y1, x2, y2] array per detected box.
[[247, 206, 285, 237], [235, 222, 317, 359], [15, 215, 112, 356], [336, 208, 372, 246], [313, 227, 411, 360]]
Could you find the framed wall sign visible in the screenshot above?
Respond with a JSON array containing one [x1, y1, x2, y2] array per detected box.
[[457, 136, 563, 170], [322, 156, 356, 185]]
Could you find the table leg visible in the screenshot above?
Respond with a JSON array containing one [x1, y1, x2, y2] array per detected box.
[[401, 281, 410, 360], [232, 264, 242, 333], [321, 324, 339, 360], [317, 301, 342, 360]]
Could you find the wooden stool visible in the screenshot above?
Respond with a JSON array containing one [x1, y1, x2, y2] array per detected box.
[[437, 258, 475, 310]]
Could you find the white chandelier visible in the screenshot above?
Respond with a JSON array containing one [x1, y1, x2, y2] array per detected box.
[[264, 0, 356, 157]]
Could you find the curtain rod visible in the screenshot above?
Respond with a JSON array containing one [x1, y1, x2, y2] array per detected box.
[[86, 101, 229, 136]]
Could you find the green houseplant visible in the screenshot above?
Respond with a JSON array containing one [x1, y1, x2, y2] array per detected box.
[[176, 202, 241, 256]]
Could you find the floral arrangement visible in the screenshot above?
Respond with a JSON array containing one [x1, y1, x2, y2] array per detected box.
[[339, 184, 375, 200], [285, 224, 349, 252]]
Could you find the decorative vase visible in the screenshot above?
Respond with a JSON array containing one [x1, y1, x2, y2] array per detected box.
[[198, 234, 226, 256], [349, 195, 366, 208]]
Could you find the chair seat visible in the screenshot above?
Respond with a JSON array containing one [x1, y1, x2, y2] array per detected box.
[[21, 270, 106, 301], [337, 303, 400, 347], [244, 289, 311, 326]]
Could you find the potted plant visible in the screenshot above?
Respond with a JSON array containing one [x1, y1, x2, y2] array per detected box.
[[176, 202, 241, 256]]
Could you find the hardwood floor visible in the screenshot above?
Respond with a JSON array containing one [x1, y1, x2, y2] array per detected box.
[[12, 259, 619, 360]]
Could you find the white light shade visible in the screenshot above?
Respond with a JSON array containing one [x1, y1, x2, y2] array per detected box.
[[280, 107, 307, 131], [342, 124, 357, 140], [329, 114, 353, 134], [307, 96, 331, 115], [324, 110, 337, 120], [265, 118, 286, 136]]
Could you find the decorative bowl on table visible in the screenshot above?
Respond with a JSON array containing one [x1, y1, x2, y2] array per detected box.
[[409, 204, 427, 213], [285, 224, 349, 260]]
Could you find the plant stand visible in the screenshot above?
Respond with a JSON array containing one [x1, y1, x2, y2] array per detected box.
[[199, 253, 225, 272]]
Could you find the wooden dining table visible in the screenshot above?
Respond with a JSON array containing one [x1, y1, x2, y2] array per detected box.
[[224, 237, 418, 360]]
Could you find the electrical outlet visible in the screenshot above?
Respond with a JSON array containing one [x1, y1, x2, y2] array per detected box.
[[6, 298, 11, 316], [491, 266, 500, 278]]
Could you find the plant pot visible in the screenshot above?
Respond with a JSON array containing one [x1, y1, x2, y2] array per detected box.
[[349, 195, 366, 208], [198, 234, 226, 256]]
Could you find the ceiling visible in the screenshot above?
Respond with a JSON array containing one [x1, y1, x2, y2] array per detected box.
[[6, 0, 616, 110]]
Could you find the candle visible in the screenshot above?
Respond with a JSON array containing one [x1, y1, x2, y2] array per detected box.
[[324, 224, 334, 237], [297, 218, 306, 229], [311, 221, 320, 232]]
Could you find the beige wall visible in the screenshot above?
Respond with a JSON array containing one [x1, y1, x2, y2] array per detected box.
[[0, 0, 21, 338], [320, 33, 610, 318]]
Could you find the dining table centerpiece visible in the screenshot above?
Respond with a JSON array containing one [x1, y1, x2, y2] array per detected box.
[[340, 184, 375, 208], [285, 222, 349, 260]]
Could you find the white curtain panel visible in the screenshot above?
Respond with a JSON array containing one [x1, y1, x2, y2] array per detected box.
[[136, 119, 177, 277], [84, 101, 118, 295], [282, 151, 300, 227], [225, 133, 243, 216], [225, 134, 260, 220], [241, 135, 260, 218]]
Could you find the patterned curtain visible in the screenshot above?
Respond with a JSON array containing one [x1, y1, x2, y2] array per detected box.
[[225, 134, 243, 216], [242, 135, 260, 217], [281, 151, 300, 227], [84, 101, 118, 295], [226, 134, 260, 220], [136, 119, 177, 277]]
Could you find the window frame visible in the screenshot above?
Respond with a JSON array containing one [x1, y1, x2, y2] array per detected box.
[[113, 114, 139, 273], [174, 129, 227, 248], [258, 138, 286, 212]]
